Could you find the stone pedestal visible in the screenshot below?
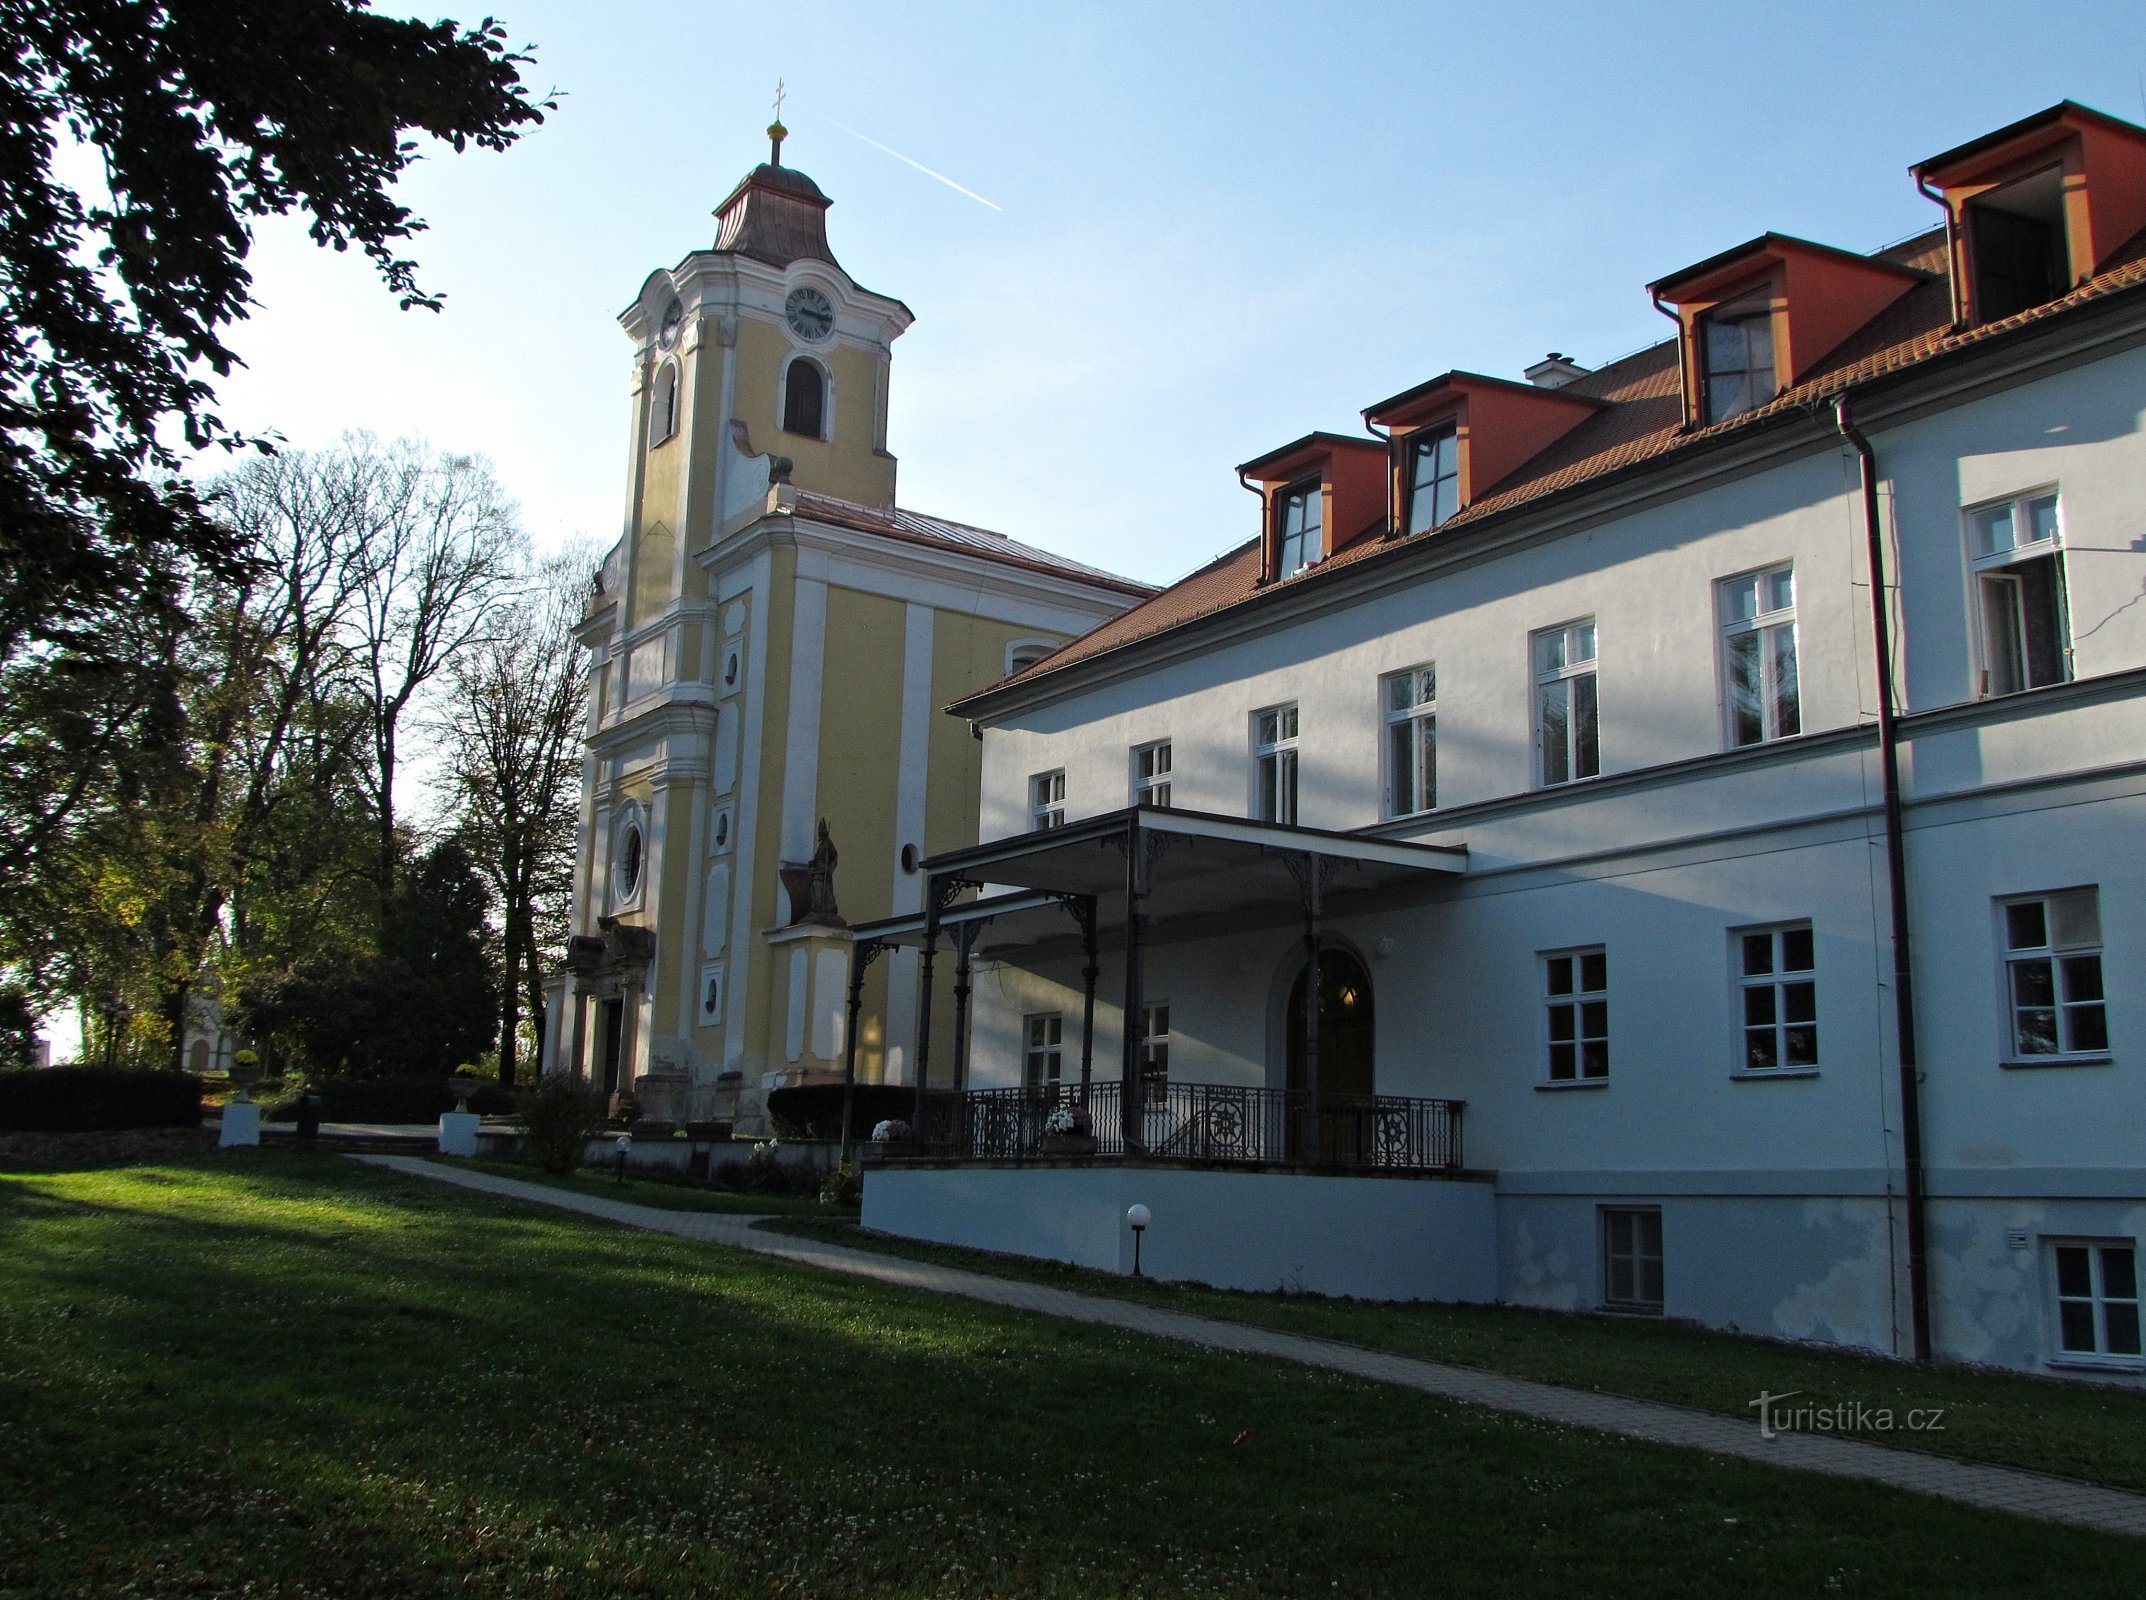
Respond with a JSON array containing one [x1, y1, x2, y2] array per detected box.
[[630, 1070, 690, 1126], [764, 924, 856, 1081], [219, 1100, 260, 1148], [437, 1110, 480, 1157]]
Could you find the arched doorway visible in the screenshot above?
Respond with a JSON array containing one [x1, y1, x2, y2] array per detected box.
[[1284, 950, 1374, 1162]]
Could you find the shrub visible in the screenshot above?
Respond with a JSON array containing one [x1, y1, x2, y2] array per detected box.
[[519, 1074, 608, 1175], [260, 1076, 515, 1124], [765, 1082, 915, 1140], [0, 1068, 203, 1133], [818, 1163, 861, 1209]]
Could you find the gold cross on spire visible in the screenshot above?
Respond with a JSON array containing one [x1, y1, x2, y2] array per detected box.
[[767, 78, 788, 164]]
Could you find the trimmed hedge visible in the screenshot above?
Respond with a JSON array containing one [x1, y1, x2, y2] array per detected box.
[[260, 1075, 515, 1125], [0, 1068, 204, 1133], [764, 1082, 916, 1140]]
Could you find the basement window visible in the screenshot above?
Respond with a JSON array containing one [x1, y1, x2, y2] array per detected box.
[[1969, 491, 2070, 696], [1968, 166, 2067, 322]]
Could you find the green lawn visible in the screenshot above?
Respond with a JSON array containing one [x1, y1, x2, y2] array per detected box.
[[761, 1215, 2146, 1494], [451, 1156, 830, 1215], [1, 1154, 2140, 1599]]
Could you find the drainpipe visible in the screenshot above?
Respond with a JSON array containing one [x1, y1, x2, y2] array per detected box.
[[1915, 174, 1965, 332], [1238, 472, 1271, 585], [1834, 395, 1933, 1365], [1650, 288, 1693, 428]]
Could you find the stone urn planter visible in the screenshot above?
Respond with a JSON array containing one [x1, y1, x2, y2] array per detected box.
[[228, 1052, 263, 1102], [1041, 1132, 1099, 1157], [447, 1073, 483, 1114]]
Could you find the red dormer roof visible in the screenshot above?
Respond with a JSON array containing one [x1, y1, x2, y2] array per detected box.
[[1913, 101, 2146, 318], [1363, 370, 1606, 505], [1649, 234, 1929, 425], [1237, 433, 1388, 583]]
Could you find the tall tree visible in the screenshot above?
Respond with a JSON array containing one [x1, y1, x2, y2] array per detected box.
[[438, 548, 590, 1084], [0, 0, 547, 674], [346, 436, 524, 897]]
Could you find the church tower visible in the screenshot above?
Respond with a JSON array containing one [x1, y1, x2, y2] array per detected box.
[[552, 124, 1148, 1131]]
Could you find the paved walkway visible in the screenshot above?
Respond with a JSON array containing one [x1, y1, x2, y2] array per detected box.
[[356, 1154, 2146, 1540]]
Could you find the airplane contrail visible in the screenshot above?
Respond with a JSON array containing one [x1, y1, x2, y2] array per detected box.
[[823, 115, 1002, 212]]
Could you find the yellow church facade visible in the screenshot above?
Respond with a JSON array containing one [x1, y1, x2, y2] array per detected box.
[[544, 132, 1147, 1130]]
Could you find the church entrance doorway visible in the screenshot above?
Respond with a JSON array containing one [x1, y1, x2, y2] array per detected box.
[[600, 999, 625, 1097]]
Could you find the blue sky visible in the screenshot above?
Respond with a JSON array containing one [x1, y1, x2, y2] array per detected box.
[[208, 0, 2146, 589]]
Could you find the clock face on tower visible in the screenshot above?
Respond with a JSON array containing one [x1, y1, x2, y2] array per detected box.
[[785, 286, 834, 342]]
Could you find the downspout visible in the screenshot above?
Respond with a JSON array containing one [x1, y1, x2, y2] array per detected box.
[[1238, 471, 1271, 585], [1364, 418, 1398, 540], [1834, 395, 1933, 1365], [1650, 288, 1693, 428], [1915, 174, 1966, 332]]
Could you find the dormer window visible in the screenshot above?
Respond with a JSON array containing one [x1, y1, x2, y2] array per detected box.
[[782, 357, 826, 438], [1914, 103, 2146, 329], [1700, 304, 1777, 424], [1275, 480, 1323, 576], [1404, 426, 1460, 534], [1967, 166, 2066, 321]]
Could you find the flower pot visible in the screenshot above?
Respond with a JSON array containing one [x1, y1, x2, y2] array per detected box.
[[1041, 1133, 1098, 1157]]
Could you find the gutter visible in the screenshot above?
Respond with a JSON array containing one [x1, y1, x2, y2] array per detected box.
[[1833, 395, 1934, 1365]]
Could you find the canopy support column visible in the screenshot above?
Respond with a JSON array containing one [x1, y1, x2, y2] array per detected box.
[[1121, 820, 1151, 1154]]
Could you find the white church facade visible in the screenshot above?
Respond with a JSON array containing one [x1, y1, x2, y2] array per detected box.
[[861, 101, 2146, 1381]]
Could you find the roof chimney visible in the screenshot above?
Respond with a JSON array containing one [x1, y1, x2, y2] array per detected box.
[[1525, 352, 1591, 389]]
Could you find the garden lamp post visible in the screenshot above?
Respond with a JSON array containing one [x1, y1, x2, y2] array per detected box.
[[1127, 1203, 1151, 1278], [99, 994, 131, 1069], [614, 1132, 633, 1185]]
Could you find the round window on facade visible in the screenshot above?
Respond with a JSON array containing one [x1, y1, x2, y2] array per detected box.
[[613, 814, 646, 904]]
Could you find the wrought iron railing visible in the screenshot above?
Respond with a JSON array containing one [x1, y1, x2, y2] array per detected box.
[[914, 1080, 1464, 1172]]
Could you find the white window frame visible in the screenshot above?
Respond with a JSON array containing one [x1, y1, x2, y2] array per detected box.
[[1541, 947, 1609, 1085], [1006, 638, 1057, 676], [1602, 1207, 1664, 1313], [2046, 1239, 2143, 1367], [779, 354, 831, 442], [1718, 564, 1800, 747], [1252, 704, 1299, 824], [1131, 740, 1173, 808], [1029, 770, 1066, 832], [1734, 922, 1817, 1075], [1023, 1013, 1063, 1089], [1382, 664, 1438, 818], [1533, 620, 1599, 787], [1967, 488, 2071, 697], [1998, 888, 2108, 1063]]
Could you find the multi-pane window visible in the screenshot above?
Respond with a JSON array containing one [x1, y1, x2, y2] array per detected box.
[[1023, 1014, 1063, 1089], [1534, 620, 1599, 786], [1701, 305, 1776, 424], [2001, 889, 2107, 1059], [1029, 770, 1066, 832], [1133, 741, 1173, 808], [1720, 565, 1800, 746], [1253, 704, 1299, 825], [1544, 949, 1609, 1082], [1137, 1002, 1171, 1099], [1603, 1208, 1664, 1313], [1738, 925, 1816, 1071], [1405, 426, 1461, 535], [1383, 665, 1437, 817], [1969, 491, 2070, 696], [2051, 1241, 2142, 1361], [1274, 480, 1324, 577]]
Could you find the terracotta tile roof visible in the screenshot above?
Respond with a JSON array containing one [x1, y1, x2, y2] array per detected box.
[[978, 224, 2146, 702], [791, 488, 1155, 597]]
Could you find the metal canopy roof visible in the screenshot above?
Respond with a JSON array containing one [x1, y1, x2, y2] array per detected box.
[[851, 807, 1465, 957]]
